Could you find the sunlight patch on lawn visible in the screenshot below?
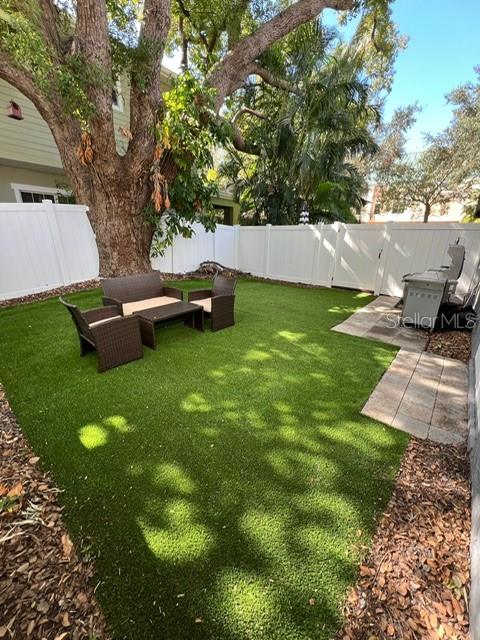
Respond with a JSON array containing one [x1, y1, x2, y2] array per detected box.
[[244, 349, 271, 362], [213, 570, 280, 639], [181, 392, 212, 413], [79, 424, 108, 449], [277, 330, 306, 342], [139, 499, 213, 564], [154, 463, 196, 495], [104, 415, 132, 433], [240, 509, 287, 556]]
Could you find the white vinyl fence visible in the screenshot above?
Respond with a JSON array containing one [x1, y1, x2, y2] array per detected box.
[[1, 201, 480, 301], [0, 201, 98, 300]]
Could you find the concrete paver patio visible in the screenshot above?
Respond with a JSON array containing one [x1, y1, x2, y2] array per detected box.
[[332, 295, 428, 351], [333, 296, 468, 444]]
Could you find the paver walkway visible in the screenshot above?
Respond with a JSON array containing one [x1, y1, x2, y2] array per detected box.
[[332, 296, 468, 443], [361, 350, 468, 443]]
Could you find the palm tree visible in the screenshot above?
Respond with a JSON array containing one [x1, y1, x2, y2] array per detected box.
[[221, 21, 379, 224]]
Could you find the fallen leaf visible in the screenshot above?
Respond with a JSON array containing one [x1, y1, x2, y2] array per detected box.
[[61, 533, 73, 559], [7, 483, 23, 498]]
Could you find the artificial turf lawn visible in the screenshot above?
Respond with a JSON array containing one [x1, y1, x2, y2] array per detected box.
[[0, 280, 408, 640]]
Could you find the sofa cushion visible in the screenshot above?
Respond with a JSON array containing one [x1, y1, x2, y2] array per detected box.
[[193, 298, 211, 314], [89, 315, 122, 328], [122, 296, 180, 316]]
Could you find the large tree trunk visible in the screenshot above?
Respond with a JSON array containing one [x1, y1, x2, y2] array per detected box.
[[423, 202, 431, 223], [87, 189, 154, 276], [61, 149, 157, 276]]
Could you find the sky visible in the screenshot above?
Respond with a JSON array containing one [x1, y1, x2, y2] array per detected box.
[[164, 0, 480, 153], [375, 0, 480, 152]]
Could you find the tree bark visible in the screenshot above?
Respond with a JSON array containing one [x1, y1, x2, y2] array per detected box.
[[423, 202, 431, 223], [88, 189, 154, 276], [51, 124, 159, 275]]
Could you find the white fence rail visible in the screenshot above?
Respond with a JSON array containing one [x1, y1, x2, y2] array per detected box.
[[1, 202, 480, 301]]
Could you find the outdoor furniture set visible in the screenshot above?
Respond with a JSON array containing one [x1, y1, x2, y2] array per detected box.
[[60, 272, 237, 372]]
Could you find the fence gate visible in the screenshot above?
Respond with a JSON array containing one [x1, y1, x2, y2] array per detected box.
[[332, 224, 386, 291]]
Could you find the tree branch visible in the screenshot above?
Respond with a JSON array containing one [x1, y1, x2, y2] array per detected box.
[[179, 15, 189, 68], [129, 0, 171, 169], [0, 49, 89, 184], [75, 0, 116, 157], [230, 122, 261, 155], [248, 62, 300, 95], [0, 50, 58, 124], [176, 0, 209, 51], [37, 0, 63, 55], [75, 0, 112, 91], [231, 107, 267, 124], [207, 0, 354, 110]]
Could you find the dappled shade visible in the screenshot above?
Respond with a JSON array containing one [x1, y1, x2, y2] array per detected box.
[[0, 280, 408, 640]]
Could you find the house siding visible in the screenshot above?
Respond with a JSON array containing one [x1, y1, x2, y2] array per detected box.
[[0, 80, 63, 169], [0, 164, 69, 202], [0, 78, 136, 169]]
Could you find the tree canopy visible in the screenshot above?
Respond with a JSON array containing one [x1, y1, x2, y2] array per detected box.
[[374, 71, 480, 223], [1, 0, 401, 271]]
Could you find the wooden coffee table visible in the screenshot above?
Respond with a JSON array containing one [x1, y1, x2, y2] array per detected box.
[[134, 301, 204, 348]]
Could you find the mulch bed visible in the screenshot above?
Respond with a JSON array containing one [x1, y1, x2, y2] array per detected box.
[[0, 386, 110, 639], [338, 438, 470, 640], [426, 330, 472, 363], [0, 280, 100, 310]]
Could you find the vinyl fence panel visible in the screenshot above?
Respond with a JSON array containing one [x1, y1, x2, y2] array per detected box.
[[52, 203, 99, 284], [379, 223, 480, 297], [0, 201, 98, 300], [214, 224, 236, 268], [237, 227, 267, 276], [267, 225, 318, 283]]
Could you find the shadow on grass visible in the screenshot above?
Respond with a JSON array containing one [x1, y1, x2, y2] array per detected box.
[[0, 281, 407, 640]]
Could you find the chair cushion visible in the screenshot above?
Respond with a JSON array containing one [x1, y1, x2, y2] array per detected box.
[[193, 298, 211, 314], [89, 315, 121, 328], [122, 296, 180, 316]]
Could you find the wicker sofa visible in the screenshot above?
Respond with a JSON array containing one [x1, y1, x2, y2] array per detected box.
[[101, 272, 183, 316], [187, 275, 237, 331], [60, 298, 143, 372]]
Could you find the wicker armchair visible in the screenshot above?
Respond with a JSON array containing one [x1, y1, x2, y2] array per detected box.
[[101, 271, 183, 316], [60, 298, 143, 372], [187, 275, 237, 331]]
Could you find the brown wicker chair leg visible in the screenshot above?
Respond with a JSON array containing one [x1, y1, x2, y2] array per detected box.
[[79, 335, 96, 357]]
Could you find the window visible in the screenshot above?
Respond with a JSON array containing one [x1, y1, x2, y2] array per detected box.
[[19, 191, 55, 203], [112, 80, 123, 112], [11, 183, 75, 204]]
